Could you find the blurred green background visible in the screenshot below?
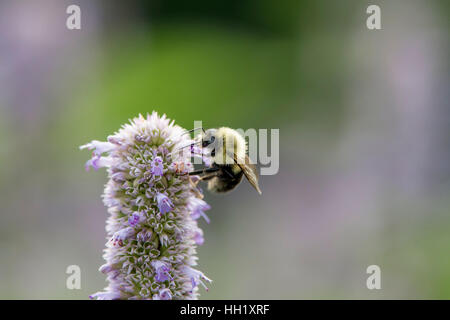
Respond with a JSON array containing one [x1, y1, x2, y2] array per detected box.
[[0, 0, 449, 299]]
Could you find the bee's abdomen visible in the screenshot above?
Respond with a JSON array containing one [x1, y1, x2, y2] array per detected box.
[[207, 165, 243, 193]]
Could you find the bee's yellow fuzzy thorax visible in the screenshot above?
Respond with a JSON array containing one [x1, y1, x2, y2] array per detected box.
[[215, 127, 246, 165]]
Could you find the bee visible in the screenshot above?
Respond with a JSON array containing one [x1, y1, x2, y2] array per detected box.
[[189, 127, 262, 195]]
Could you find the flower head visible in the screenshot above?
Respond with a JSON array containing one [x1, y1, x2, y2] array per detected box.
[[81, 112, 212, 300]]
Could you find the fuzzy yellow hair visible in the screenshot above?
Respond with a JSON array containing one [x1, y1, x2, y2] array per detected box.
[[214, 127, 246, 165]]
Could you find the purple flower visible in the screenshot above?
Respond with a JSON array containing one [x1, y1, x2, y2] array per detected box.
[[89, 291, 121, 300], [156, 193, 174, 214], [151, 260, 172, 282], [159, 289, 172, 300], [107, 136, 124, 146], [128, 212, 142, 227], [99, 264, 113, 274], [184, 267, 212, 292], [84, 155, 112, 171], [193, 229, 204, 245], [80, 140, 115, 156], [150, 156, 164, 176], [190, 144, 212, 167], [136, 230, 152, 242], [190, 144, 201, 154], [188, 198, 211, 224], [153, 288, 172, 300], [109, 227, 134, 247], [202, 156, 212, 167], [82, 112, 212, 300], [111, 172, 126, 182]]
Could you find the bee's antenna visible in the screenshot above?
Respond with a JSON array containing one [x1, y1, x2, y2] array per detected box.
[[181, 128, 198, 135], [177, 127, 206, 137], [170, 127, 207, 156]]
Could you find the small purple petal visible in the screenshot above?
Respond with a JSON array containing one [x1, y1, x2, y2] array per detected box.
[[184, 267, 212, 292], [128, 212, 141, 227], [99, 264, 113, 274], [109, 227, 134, 247], [188, 198, 211, 223], [150, 156, 164, 176], [85, 155, 113, 171], [158, 289, 172, 300], [111, 172, 126, 182], [156, 193, 174, 214], [136, 230, 152, 242], [193, 230, 204, 245], [89, 291, 121, 300], [202, 156, 212, 167], [80, 140, 115, 156], [151, 260, 172, 282]]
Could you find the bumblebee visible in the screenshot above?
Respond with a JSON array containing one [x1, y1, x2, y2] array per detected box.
[[189, 127, 262, 195]]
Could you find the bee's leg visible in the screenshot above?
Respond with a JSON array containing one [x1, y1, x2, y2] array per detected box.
[[189, 177, 204, 199], [196, 172, 220, 182], [199, 174, 217, 181], [188, 167, 220, 176], [190, 168, 220, 186], [189, 169, 220, 199]]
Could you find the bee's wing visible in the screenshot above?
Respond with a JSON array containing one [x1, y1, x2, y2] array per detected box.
[[233, 154, 262, 195]]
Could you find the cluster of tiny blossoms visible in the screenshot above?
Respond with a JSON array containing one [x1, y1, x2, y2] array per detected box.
[[80, 112, 211, 300]]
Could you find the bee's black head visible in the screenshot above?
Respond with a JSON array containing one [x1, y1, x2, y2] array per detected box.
[[202, 129, 216, 147]]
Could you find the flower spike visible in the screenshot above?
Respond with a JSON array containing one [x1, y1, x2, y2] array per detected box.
[[81, 112, 212, 300]]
